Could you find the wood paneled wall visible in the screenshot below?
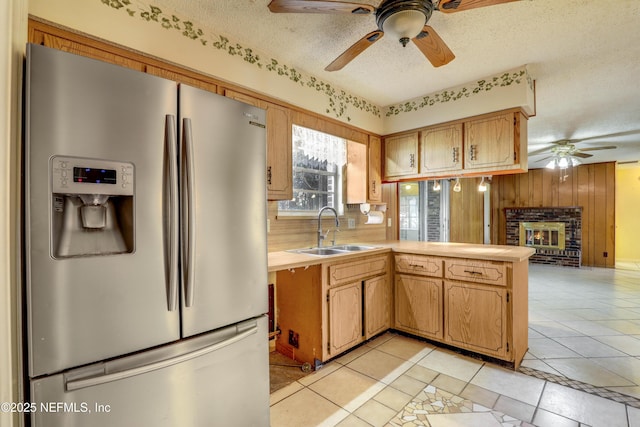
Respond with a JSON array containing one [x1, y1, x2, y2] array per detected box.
[[450, 178, 485, 244], [490, 163, 616, 267]]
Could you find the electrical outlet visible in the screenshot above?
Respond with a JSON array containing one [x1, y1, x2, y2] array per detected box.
[[347, 218, 356, 229], [288, 330, 299, 348], [387, 218, 392, 227]]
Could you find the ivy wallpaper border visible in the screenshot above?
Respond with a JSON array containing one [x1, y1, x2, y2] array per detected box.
[[101, 0, 532, 123], [384, 69, 533, 117], [100, 0, 381, 121]]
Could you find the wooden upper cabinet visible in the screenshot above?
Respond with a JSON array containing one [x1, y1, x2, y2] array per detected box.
[[346, 140, 367, 204], [368, 135, 382, 202], [224, 90, 292, 201], [420, 123, 463, 174], [265, 103, 293, 200], [463, 111, 523, 170], [384, 132, 419, 180]]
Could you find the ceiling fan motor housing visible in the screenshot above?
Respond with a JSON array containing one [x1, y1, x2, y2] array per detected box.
[[376, 0, 434, 46]]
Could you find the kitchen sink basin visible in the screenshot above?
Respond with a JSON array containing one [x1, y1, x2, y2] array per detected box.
[[329, 245, 377, 251], [293, 248, 347, 256], [289, 244, 378, 257]]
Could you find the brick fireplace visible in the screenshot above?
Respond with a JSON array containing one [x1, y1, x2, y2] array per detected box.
[[505, 207, 582, 267]]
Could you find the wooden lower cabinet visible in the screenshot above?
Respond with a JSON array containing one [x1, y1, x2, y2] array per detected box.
[[364, 275, 390, 339], [328, 281, 363, 355], [275, 254, 390, 367], [443, 281, 508, 359], [395, 274, 443, 340], [394, 253, 528, 368]]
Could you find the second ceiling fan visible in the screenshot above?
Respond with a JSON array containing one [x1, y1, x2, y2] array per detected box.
[[267, 0, 519, 71]]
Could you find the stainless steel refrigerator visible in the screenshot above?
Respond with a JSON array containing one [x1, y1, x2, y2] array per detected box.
[[24, 43, 269, 426]]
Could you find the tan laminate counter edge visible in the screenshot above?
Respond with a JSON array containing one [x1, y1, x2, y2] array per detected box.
[[268, 241, 536, 272]]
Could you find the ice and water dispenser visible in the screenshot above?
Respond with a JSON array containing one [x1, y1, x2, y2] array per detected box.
[[50, 156, 135, 258]]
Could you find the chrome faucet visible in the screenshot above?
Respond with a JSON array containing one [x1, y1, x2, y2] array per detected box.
[[317, 206, 340, 247]]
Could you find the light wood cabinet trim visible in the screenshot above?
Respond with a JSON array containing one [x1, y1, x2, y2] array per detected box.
[[394, 254, 443, 277], [384, 132, 419, 179], [368, 135, 382, 202], [328, 255, 388, 287], [346, 140, 368, 204], [420, 123, 463, 174], [443, 280, 508, 359], [444, 258, 506, 286], [463, 112, 516, 169], [395, 274, 443, 339], [364, 275, 390, 339], [327, 282, 363, 355]]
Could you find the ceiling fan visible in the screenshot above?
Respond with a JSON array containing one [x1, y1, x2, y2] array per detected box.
[[528, 137, 617, 169], [267, 0, 519, 71]]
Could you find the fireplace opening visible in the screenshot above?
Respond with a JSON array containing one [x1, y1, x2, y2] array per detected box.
[[519, 222, 565, 250]]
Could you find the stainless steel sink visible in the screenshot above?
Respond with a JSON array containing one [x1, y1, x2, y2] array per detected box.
[[289, 244, 378, 256], [292, 247, 347, 256], [329, 245, 377, 251]]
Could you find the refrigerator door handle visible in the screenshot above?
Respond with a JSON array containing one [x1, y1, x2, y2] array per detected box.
[[65, 323, 258, 392], [182, 118, 197, 307], [166, 114, 179, 312]]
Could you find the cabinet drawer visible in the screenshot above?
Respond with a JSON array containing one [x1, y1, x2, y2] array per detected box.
[[395, 254, 443, 278], [328, 255, 388, 287], [444, 259, 506, 286]]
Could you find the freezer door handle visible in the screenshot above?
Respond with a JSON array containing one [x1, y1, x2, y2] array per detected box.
[[166, 114, 179, 312], [65, 323, 258, 392], [182, 118, 196, 307]]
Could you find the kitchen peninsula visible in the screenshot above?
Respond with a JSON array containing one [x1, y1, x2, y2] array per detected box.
[[269, 242, 535, 370]]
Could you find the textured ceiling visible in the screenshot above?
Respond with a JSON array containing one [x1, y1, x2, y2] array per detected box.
[[154, 0, 640, 167]]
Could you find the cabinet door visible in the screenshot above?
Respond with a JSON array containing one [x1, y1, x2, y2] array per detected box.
[[225, 90, 292, 200], [395, 275, 443, 340], [265, 103, 293, 200], [384, 133, 418, 179], [328, 282, 363, 356], [368, 135, 382, 202], [464, 112, 515, 169], [364, 275, 390, 339], [420, 123, 462, 174], [346, 140, 367, 204], [444, 281, 508, 359]]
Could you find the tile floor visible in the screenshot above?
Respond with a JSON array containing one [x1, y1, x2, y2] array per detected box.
[[270, 264, 640, 426]]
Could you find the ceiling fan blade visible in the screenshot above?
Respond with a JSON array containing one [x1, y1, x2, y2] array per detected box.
[[268, 0, 374, 14], [325, 30, 383, 71], [528, 147, 554, 156], [536, 156, 553, 163], [579, 146, 617, 152], [438, 0, 519, 13], [412, 26, 455, 67], [572, 152, 593, 158]]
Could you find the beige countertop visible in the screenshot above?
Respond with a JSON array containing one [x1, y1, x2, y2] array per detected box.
[[268, 241, 536, 272]]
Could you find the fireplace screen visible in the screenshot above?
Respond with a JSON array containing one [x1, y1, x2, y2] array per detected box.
[[519, 222, 565, 250]]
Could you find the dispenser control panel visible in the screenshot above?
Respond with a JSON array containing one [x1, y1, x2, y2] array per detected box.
[[51, 155, 134, 196]]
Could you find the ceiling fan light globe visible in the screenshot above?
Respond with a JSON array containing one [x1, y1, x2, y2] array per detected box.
[[382, 10, 426, 44], [557, 157, 569, 168], [545, 159, 557, 169]]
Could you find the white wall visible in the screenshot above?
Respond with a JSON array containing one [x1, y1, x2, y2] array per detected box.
[[1, 0, 28, 425]]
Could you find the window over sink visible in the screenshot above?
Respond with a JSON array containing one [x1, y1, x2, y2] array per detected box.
[[277, 125, 346, 216]]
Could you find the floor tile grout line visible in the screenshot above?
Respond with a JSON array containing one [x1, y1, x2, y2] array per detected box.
[[518, 366, 640, 409]]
